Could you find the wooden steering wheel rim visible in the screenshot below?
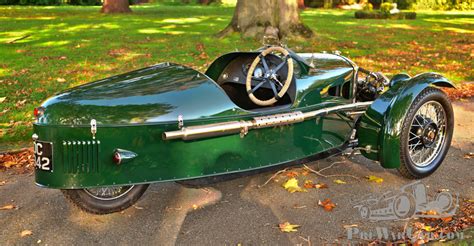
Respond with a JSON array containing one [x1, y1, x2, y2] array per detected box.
[[245, 46, 294, 106]]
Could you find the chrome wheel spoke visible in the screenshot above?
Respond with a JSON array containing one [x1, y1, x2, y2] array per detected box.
[[85, 185, 134, 201], [407, 101, 447, 167]]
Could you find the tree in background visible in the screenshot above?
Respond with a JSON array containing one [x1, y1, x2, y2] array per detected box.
[[101, 0, 131, 13], [219, 0, 313, 39]]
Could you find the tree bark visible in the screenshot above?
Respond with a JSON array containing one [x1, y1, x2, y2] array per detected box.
[[218, 0, 313, 39], [101, 0, 132, 13]]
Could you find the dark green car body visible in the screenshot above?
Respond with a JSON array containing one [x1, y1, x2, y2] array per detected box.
[[33, 50, 454, 189]]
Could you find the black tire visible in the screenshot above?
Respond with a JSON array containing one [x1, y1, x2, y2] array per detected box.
[[398, 87, 454, 179], [61, 184, 149, 214]]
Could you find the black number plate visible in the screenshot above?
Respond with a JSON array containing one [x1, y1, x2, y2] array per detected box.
[[34, 141, 53, 172]]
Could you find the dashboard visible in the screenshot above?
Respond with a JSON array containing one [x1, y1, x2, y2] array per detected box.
[[215, 53, 297, 110]]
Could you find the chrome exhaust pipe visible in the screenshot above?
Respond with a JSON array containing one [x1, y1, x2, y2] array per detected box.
[[163, 121, 252, 141], [163, 102, 372, 141]]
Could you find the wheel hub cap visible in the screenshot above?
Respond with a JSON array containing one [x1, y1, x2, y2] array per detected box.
[[421, 121, 438, 147]]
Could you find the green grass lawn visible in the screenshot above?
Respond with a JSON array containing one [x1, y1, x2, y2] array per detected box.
[[0, 4, 473, 145]]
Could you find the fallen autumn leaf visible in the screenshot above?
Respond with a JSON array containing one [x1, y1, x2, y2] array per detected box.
[[318, 198, 336, 211], [20, 230, 32, 237], [334, 179, 347, 184], [278, 222, 300, 232], [303, 180, 328, 189], [282, 178, 306, 193], [285, 171, 299, 178], [0, 204, 15, 210], [366, 175, 384, 183], [463, 152, 474, 159]]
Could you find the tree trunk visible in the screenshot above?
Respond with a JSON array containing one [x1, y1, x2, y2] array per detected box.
[[218, 0, 313, 39], [101, 0, 132, 13]]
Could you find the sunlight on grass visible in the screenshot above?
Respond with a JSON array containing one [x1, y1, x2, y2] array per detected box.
[[388, 23, 416, 30], [160, 17, 203, 24], [0, 16, 56, 20], [423, 18, 474, 25], [61, 23, 120, 32], [0, 68, 10, 77], [369, 23, 416, 30], [0, 31, 31, 42], [137, 28, 187, 35], [443, 27, 474, 33], [138, 28, 162, 34], [302, 10, 347, 16], [37, 40, 70, 47], [336, 21, 357, 25]]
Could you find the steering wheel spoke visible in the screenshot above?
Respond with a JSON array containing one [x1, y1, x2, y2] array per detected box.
[[250, 79, 267, 94], [272, 76, 284, 88], [269, 80, 279, 98], [246, 46, 294, 106], [274, 55, 288, 73], [260, 55, 270, 72]]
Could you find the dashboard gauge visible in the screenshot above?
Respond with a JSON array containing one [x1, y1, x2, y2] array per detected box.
[[253, 67, 264, 78]]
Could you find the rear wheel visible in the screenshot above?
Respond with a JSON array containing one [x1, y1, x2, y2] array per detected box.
[[398, 87, 454, 179], [62, 184, 149, 214]]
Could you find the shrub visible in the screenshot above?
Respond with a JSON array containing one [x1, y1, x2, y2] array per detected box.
[[391, 0, 474, 10], [380, 2, 394, 12], [394, 0, 415, 9], [305, 0, 324, 8], [363, 2, 374, 10], [355, 10, 417, 19], [69, 0, 100, 5]]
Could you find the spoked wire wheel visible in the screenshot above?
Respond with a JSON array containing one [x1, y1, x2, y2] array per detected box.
[[84, 185, 135, 201], [398, 87, 454, 179], [62, 184, 149, 214], [407, 101, 447, 167]]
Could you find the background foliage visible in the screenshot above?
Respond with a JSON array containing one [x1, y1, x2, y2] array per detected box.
[[0, 4, 472, 144], [0, 0, 473, 10]]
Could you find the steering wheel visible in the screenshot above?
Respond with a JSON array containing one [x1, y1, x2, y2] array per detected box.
[[245, 46, 294, 106]]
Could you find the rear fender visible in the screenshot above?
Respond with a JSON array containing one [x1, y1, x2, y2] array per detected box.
[[357, 73, 455, 168]]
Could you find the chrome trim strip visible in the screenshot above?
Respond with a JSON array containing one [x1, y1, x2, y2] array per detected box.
[[163, 102, 373, 141]]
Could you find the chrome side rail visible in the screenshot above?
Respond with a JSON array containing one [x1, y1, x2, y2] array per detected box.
[[163, 101, 372, 141]]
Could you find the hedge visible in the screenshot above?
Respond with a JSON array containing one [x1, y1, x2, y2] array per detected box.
[[355, 10, 417, 19]]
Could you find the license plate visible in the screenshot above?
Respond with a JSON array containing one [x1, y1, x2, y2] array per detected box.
[[34, 141, 53, 172]]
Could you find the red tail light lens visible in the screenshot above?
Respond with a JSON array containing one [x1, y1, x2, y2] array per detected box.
[[34, 107, 44, 118], [112, 151, 122, 165]]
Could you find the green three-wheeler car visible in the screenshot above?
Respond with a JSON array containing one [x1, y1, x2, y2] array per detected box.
[[32, 46, 454, 214]]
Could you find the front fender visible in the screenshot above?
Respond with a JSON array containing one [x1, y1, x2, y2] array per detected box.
[[357, 73, 455, 168]]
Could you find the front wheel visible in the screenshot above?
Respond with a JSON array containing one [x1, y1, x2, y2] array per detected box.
[[398, 87, 454, 179], [62, 184, 149, 214]]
